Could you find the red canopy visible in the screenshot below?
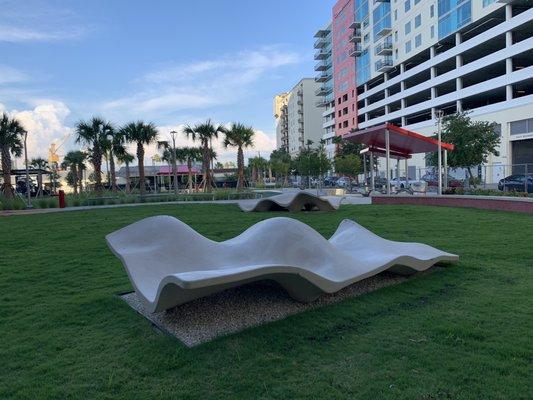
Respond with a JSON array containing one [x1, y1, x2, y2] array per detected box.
[[343, 123, 454, 156]]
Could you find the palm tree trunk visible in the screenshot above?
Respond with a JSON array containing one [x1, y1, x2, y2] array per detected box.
[[187, 158, 193, 192], [137, 142, 146, 196], [93, 143, 103, 195], [37, 172, 43, 197], [202, 141, 210, 192], [77, 167, 83, 193], [1, 146, 13, 199], [72, 166, 78, 195], [109, 148, 117, 193], [172, 158, 178, 195], [125, 161, 131, 194], [237, 146, 244, 190]]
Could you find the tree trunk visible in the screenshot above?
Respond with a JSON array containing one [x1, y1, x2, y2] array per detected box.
[[187, 158, 193, 192], [202, 140, 211, 192], [72, 166, 78, 195], [109, 148, 117, 193], [92, 143, 103, 195], [137, 142, 146, 196], [37, 172, 43, 197], [77, 168, 83, 193], [237, 146, 244, 190], [125, 161, 131, 194], [172, 157, 178, 195], [1, 146, 13, 199]]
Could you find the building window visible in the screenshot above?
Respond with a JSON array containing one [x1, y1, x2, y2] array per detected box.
[[394, 9, 398, 21], [415, 14, 422, 28], [431, 25, 435, 38], [510, 118, 533, 135], [395, 49, 399, 58], [415, 33, 422, 47], [430, 4, 435, 17], [483, 0, 496, 6], [415, 0, 421, 4], [405, 0, 411, 12], [395, 31, 399, 42], [438, 0, 472, 39], [405, 40, 412, 53], [405, 21, 411, 34]]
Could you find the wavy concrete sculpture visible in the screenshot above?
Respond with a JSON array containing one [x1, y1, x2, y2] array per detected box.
[[107, 216, 458, 313], [238, 191, 343, 212]]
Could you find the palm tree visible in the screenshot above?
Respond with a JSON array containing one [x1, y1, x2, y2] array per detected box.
[[74, 117, 113, 195], [115, 148, 134, 194], [175, 146, 202, 192], [61, 151, 86, 195], [119, 121, 159, 196], [184, 119, 224, 192], [0, 113, 25, 199], [104, 126, 123, 193], [29, 157, 49, 196], [248, 156, 268, 185], [223, 123, 255, 190]]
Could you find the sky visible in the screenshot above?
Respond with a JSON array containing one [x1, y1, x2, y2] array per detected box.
[[0, 0, 337, 165]]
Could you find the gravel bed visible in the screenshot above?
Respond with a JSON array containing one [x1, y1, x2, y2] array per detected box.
[[121, 270, 434, 347]]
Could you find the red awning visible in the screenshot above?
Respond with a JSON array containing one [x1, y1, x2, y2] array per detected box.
[[343, 123, 454, 155]]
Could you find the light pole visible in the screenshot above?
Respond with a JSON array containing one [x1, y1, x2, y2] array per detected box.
[[170, 130, 178, 194], [23, 131, 33, 209]]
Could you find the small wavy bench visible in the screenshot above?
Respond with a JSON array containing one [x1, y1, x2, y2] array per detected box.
[[238, 191, 343, 212], [106, 216, 458, 313]]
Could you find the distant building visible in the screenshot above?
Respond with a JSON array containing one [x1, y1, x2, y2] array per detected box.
[[274, 78, 324, 157]]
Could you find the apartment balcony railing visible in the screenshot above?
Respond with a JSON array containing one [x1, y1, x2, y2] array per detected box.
[[375, 26, 392, 38], [314, 37, 328, 49], [297, 89, 303, 96], [375, 0, 390, 2], [315, 72, 332, 83], [315, 61, 332, 71], [314, 49, 330, 60], [375, 57, 394, 72], [349, 44, 363, 57], [349, 19, 361, 29], [375, 41, 393, 56], [349, 30, 362, 43], [297, 99, 303, 106], [315, 86, 332, 96], [297, 109, 303, 115]]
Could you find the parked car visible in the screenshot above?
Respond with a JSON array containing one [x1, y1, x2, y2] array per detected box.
[[323, 176, 338, 187], [390, 176, 419, 189], [336, 177, 351, 188], [498, 174, 533, 193], [421, 173, 463, 188]]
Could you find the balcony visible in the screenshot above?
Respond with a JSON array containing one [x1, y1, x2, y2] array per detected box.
[[297, 100, 303, 106], [315, 61, 332, 71], [314, 37, 328, 49], [375, 57, 394, 72], [349, 19, 361, 29], [375, 0, 390, 2], [314, 28, 330, 38], [375, 26, 392, 38], [375, 41, 393, 56], [298, 109, 303, 115], [315, 86, 332, 96], [349, 44, 363, 57], [349, 30, 362, 43], [314, 49, 329, 60], [315, 72, 332, 83]]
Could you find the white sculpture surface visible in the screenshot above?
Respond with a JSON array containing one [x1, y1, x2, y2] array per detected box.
[[238, 191, 343, 212], [107, 216, 458, 313]]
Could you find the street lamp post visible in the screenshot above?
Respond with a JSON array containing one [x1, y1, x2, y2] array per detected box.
[[23, 131, 33, 209], [437, 109, 443, 196]]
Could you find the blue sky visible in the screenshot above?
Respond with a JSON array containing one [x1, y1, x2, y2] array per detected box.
[[0, 0, 336, 162]]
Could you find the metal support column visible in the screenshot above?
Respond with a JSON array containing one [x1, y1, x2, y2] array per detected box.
[[444, 150, 448, 189], [370, 152, 375, 191]]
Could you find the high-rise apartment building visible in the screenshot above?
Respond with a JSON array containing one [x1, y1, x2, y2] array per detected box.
[[274, 79, 324, 157], [317, 0, 533, 169]]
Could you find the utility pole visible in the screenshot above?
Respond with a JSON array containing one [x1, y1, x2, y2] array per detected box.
[[170, 130, 178, 194]]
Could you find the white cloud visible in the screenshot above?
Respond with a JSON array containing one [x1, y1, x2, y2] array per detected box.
[[4, 100, 73, 161], [0, 1, 87, 43], [0, 65, 28, 84], [102, 45, 302, 116]]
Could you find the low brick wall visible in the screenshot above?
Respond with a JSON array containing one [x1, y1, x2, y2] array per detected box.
[[372, 195, 533, 214]]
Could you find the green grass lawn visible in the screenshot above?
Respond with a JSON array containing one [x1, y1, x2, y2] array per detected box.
[[1, 204, 532, 399]]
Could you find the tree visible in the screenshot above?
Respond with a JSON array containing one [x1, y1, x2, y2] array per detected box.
[[175, 147, 202, 192], [293, 145, 331, 187], [334, 154, 362, 188], [223, 123, 255, 190], [0, 113, 25, 199], [426, 112, 500, 185], [30, 157, 49, 196], [270, 148, 291, 187], [104, 126, 124, 193], [62, 151, 86, 195], [115, 148, 134, 194], [184, 120, 224, 192], [119, 121, 159, 196], [248, 156, 268, 184], [75, 117, 113, 195]]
